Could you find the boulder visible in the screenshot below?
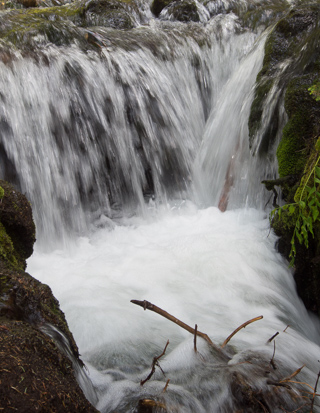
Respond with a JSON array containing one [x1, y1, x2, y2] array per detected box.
[[0, 180, 99, 412]]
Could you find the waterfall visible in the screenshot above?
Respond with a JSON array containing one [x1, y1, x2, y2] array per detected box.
[[1, 0, 320, 411]]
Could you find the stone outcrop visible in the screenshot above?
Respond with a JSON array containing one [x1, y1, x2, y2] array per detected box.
[[0, 180, 99, 412], [249, 4, 320, 315]]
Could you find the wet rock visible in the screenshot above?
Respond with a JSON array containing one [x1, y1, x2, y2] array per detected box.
[[0, 180, 35, 268], [150, 0, 173, 17], [83, 0, 139, 29], [252, 5, 320, 316], [159, 0, 210, 23], [0, 181, 98, 412]]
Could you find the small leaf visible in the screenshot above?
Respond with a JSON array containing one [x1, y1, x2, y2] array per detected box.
[[315, 166, 320, 178], [288, 205, 296, 215], [296, 231, 303, 244], [306, 186, 316, 195], [312, 208, 319, 222], [298, 201, 306, 209]]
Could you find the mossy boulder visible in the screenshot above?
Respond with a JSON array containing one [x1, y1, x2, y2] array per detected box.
[[0, 0, 142, 51], [253, 4, 320, 315], [83, 0, 138, 29], [0, 181, 98, 412], [161, 0, 207, 22], [0, 180, 35, 268], [249, 4, 320, 169]]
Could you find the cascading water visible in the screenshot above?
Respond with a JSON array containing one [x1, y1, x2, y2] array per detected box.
[[1, 0, 320, 411]]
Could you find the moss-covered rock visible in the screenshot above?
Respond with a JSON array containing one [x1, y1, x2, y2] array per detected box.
[[254, 4, 320, 315], [0, 0, 143, 50], [0, 181, 98, 412], [0, 318, 98, 412], [0, 180, 35, 268], [249, 5, 320, 166], [83, 0, 138, 29], [161, 0, 206, 22]]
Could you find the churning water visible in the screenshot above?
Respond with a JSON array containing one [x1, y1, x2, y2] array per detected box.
[[0, 0, 319, 410]]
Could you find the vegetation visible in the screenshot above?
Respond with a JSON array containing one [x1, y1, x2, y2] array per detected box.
[[271, 143, 320, 266]]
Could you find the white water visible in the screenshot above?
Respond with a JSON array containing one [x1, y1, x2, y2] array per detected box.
[[0, 1, 318, 410], [28, 205, 320, 411]]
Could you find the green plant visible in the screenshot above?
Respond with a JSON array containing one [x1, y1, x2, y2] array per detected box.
[[308, 82, 320, 102], [271, 153, 320, 266], [0, 186, 4, 200]]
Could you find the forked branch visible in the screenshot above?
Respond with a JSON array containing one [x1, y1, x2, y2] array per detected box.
[[131, 299, 226, 357]]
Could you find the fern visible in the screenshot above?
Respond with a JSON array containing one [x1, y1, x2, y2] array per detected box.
[[271, 154, 320, 266]]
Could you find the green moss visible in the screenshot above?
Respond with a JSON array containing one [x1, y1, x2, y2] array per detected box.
[[0, 186, 4, 200], [0, 221, 21, 270], [276, 112, 308, 178], [249, 78, 274, 145], [293, 137, 320, 202]]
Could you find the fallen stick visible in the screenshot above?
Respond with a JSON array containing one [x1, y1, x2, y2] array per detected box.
[[131, 300, 227, 358], [221, 315, 263, 348]]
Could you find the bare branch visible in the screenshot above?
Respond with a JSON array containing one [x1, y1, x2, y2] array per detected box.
[[311, 370, 320, 412], [221, 316, 263, 348], [140, 340, 169, 386], [131, 300, 227, 358], [162, 379, 170, 393]]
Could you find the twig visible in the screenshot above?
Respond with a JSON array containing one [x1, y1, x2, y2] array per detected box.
[[138, 399, 167, 410], [221, 316, 263, 348], [162, 379, 170, 393], [267, 380, 291, 389], [140, 340, 169, 386], [270, 340, 277, 370], [194, 324, 198, 353], [279, 365, 305, 383], [268, 332, 279, 343], [131, 300, 227, 357], [311, 370, 320, 412], [283, 325, 290, 332]]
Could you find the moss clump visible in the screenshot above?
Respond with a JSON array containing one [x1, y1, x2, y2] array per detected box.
[[277, 75, 320, 183], [0, 186, 4, 200], [293, 137, 320, 202], [276, 112, 308, 178], [0, 221, 20, 269]]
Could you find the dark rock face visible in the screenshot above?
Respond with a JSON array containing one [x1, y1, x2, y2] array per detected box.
[[0, 181, 98, 412], [150, 0, 173, 17], [250, 5, 320, 316], [0, 180, 35, 268]]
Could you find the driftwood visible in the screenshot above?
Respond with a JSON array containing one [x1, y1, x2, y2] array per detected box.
[[218, 140, 240, 212], [131, 299, 318, 413]]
